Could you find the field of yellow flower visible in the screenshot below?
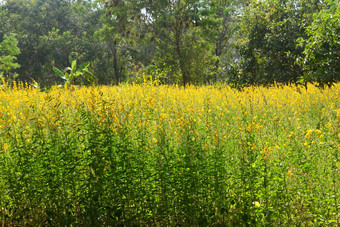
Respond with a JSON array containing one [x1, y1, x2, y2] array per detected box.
[[0, 80, 339, 226]]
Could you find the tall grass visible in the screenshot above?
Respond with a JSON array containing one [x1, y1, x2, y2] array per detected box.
[[0, 80, 339, 225]]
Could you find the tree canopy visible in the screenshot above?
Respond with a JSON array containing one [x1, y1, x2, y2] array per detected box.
[[0, 0, 338, 87]]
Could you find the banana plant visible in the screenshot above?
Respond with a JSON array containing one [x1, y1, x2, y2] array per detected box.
[[53, 56, 98, 86]]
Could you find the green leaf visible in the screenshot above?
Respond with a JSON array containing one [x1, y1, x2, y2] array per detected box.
[[83, 70, 98, 84], [296, 76, 304, 84], [76, 61, 90, 73], [70, 60, 77, 75], [63, 67, 72, 74], [53, 67, 66, 80], [69, 55, 73, 64]]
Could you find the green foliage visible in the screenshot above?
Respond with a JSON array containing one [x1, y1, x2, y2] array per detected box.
[[234, 0, 309, 86], [1, 0, 340, 87], [53, 56, 98, 86], [149, 30, 216, 85], [297, 2, 340, 87], [0, 0, 105, 84], [38, 28, 79, 80], [231, 0, 340, 87], [98, 0, 150, 84], [0, 33, 20, 78], [103, 0, 219, 86]]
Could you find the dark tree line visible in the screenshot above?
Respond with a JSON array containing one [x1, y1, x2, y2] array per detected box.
[[0, 0, 339, 87]]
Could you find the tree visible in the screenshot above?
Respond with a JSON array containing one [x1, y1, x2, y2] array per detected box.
[[144, 0, 217, 86], [0, 0, 105, 85], [103, 0, 218, 86], [98, 0, 149, 84], [0, 33, 20, 78], [207, 0, 248, 82], [2, 0, 75, 80], [298, 1, 340, 87], [233, 0, 325, 86]]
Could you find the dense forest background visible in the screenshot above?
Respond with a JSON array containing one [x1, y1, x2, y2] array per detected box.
[[0, 0, 339, 88]]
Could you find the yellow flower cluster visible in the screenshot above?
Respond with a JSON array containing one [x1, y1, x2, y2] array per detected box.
[[0, 81, 339, 161]]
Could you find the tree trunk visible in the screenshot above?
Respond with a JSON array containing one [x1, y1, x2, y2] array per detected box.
[[175, 35, 189, 88], [214, 43, 221, 83], [113, 40, 119, 85], [182, 72, 189, 88]]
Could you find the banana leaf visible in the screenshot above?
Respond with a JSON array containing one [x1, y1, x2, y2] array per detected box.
[[83, 70, 98, 84], [53, 67, 66, 80], [76, 61, 90, 73]]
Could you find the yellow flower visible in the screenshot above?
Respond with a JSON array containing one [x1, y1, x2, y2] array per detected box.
[[3, 143, 8, 151], [287, 170, 294, 177]]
